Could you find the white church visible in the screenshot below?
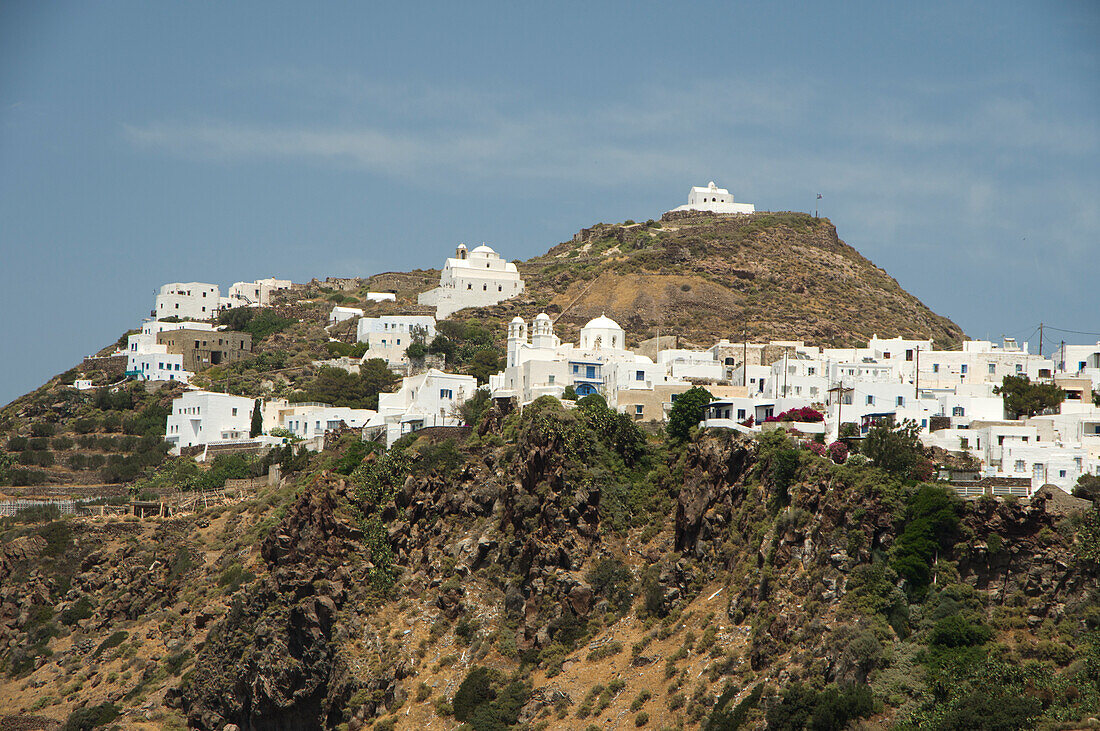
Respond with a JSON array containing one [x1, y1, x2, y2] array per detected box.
[[418, 244, 526, 319], [490, 313, 669, 405], [669, 182, 755, 215]]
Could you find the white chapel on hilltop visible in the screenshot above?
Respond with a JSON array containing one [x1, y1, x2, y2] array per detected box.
[[418, 243, 526, 319], [669, 181, 755, 215]]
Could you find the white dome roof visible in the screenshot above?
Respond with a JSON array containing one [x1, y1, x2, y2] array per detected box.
[[583, 315, 622, 330], [471, 244, 496, 255], [535, 312, 551, 321], [510, 316, 525, 324]]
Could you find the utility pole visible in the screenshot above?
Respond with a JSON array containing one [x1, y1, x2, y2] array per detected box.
[[783, 348, 789, 398], [742, 329, 748, 388], [914, 347, 920, 400], [1038, 322, 1043, 358]]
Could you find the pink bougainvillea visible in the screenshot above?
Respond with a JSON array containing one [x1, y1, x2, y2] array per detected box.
[[806, 441, 828, 457], [764, 406, 825, 423], [828, 441, 849, 464]]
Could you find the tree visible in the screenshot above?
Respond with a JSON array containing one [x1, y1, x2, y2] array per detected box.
[[405, 325, 430, 361], [297, 361, 397, 410], [862, 419, 926, 477], [666, 386, 713, 443], [994, 374, 1064, 418], [1074, 473, 1100, 503], [427, 334, 455, 364], [468, 348, 502, 385], [250, 399, 263, 438], [359, 359, 399, 409]]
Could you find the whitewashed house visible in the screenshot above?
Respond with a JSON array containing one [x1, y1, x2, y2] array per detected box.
[[154, 282, 222, 321], [356, 315, 437, 365], [270, 402, 382, 439], [418, 244, 525, 319], [669, 182, 755, 215], [329, 306, 365, 327], [365, 292, 397, 303], [377, 369, 479, 444], [165, 391, 257, 454], [226, 278, 293, 307]]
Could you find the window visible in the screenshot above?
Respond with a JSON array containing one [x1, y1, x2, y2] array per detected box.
[[896, 396, 904, 406], [1015, 460, 1026, 473], [998, 435, 1005, 445], [636, 370, 645, 381], [548, 375, 555, 384], [483, 284, 487, 291], [906, 349, 914, 361], [1016, 363, 1024, 373], [866, 395, 874, 405], [952, 406, 965, 417], [440, 389, 453, 399], [961, 438, 969, 449], [467, 284, 472, 289], [883, 352, 891, 359], [572, 364, 579, 374], [586, 365, 596, 379], [807, 367, 815, 375], [725, 357, 735, 366], [635, 405, 644, 415], [988, 363, 996, 374], [397, 339, 401, 345], [961, 364, 968, 374], [921, 419, 927, 428], [498, 286, 502, 292], [932, 363, 940, 373], [232, 408, 238, 416], [1059, 470, 1067, 478]]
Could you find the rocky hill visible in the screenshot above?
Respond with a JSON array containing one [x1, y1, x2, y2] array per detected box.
[[1, 399, 1097, 730], [440, 211, 964, 350]]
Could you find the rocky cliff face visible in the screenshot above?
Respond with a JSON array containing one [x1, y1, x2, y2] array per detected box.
[[1, 407, 1096, 729]]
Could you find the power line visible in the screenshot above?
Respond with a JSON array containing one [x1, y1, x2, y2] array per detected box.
[[1042, 325, 1100, 337]]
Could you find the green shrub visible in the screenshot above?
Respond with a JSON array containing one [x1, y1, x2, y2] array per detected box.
[[635, 711, 650, 726], [92, 631, 128, 659], [59, 597, 94, 625], [60, 701, 120, 731]]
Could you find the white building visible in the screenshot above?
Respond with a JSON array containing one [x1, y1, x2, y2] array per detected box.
[[377, 369, 479, 444], [356, 316, 438, 365], [492, 313, 678, 407], [154, 282, 222, 321], [329, 306, 365, 327], [669, 182, 755, 215], [226, 278, 292, 307], [269, 401, 382, 440], [121, 320, 213, 382], [165, 391, 257, 454], [129, 351, 189, 383], [417, 244, 525, 319], [365, 292, 396, 303]]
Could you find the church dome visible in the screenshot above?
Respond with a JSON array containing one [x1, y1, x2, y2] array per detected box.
[[471, 245, 496, 255], [510, 316, 525, 324], [583, 315, 621, 330], [535, 312, 551, 321]]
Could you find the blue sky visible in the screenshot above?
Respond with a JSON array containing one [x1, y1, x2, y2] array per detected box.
[[1, 2, 1097, 405]]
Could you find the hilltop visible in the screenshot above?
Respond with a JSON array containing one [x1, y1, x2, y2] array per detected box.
[[423, 211, 964, 351]]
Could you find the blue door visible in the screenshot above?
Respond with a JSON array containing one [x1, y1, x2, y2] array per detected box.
[[575, 383, 597, 396]]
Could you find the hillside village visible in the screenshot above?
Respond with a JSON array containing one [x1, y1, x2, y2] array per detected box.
[[1, 186, 1099, 731], [59, 184, 1100, 504]]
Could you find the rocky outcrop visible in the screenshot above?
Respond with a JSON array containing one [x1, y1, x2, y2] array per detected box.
[[169, 481, 376, 731], [675, 432, 756, 556]]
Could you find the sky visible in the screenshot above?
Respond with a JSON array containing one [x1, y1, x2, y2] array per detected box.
[[1, 1, 1097, 405]]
